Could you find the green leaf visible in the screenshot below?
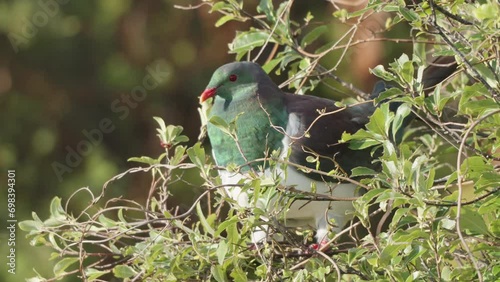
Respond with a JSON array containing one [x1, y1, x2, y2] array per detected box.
[[474, 62, 499, 89], [187, 142, 206, 169], [460, 156, 492, 179], [475, 171, 500, 191], [298, 57, 311, 70], [382, 4, 400, 12], [127, 156, 159, 165], [366, 104, 394, 137], [440, 218, 456, 230], [196, 202, 215, 235], [118, 209, 127, 224], [210, 2, 230, 13], [351, 167, 378, 177], [374, 87, 404, 103], [458, 83, 495, 115], [230, 266, 248, 282], [53, 257, 79, 276], [209, 115, 233, 136], [257, 0, 275, 21], [153, 116, 167, 132], [400, 60, 414, 85], [342, 130, 382, 149], [445, 171, 458, 188], [402, 245, 427, 266], [350, 137, 381, 150], [357, 189, 385, 206], [98, 214, 116, 228], [490, 218, 500, 237], [215, 15, 235, 27], [478, 196, 500, 215], [300, 26, 327, 47], [216, 240, 228, 265], [262, 57, 282, 73], [211, 264, 228, 282], [85, 268, 108, 281], [391, 103, 411, 141], [441, 266, 452, 281], [113, 265, 137, 279], [19, 220, 42, 232], [425, 167, 436, 190], [454, 206, 491, 235], [398, 6, 419, 22], [49, 197, 66, 221], [332, 9, 349, 22], [305, 155, 317, 163], [153, 119, 189, 148], [392, 208, 416, 228], [390, 53, 414, 85], [229, 30, 275, 59], [166, 125, 189, 145], [413, 38, 426, 64], [380, 244, 407, 265], [474, 2, 500, 20], [226, 218, 240, 243], [370, 65, 397, 81], [215, 215, 239, 237], [170, 145, 186, 166]]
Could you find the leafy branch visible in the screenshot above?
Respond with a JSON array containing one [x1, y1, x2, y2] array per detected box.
[[21, 1, 499, 281]]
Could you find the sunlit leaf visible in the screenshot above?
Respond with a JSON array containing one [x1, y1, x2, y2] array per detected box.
[[53, 258, 79, 276], [113, 265, 137, 279]]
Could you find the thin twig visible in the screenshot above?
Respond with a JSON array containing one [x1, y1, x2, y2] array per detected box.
[[317, 250, 342, 282], [433, 2, 473, 25], [428, 0, 500, 103], [253, 0, 293, 62]]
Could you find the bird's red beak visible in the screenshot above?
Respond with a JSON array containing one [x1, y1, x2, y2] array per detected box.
[[200, 87, 217, 103]]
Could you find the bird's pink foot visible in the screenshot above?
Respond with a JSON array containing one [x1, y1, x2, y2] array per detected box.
[[310, 240, 330, 251]]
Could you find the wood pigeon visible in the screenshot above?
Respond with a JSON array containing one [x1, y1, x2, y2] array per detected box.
[[199, 57, 456, 248]]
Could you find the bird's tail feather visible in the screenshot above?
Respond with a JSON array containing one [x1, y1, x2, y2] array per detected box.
[[422, 56, 458, 93], [370, 56, 458, 144]]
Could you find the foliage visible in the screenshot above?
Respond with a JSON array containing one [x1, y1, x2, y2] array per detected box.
[[21, 0, 499, 281]]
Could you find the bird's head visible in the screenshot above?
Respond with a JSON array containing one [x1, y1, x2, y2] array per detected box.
[[199, 62, 269, 103]]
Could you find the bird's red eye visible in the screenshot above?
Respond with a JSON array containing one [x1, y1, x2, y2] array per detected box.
[[229, 74, 237, 82]]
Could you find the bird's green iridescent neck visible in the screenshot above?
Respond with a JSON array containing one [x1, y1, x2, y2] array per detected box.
[[207, 86, 288, 171]]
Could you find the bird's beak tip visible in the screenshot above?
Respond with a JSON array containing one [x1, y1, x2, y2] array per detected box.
[[200, 87, 217, 103]]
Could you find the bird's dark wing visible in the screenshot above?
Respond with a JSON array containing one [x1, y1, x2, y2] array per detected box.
[[282, 56, 457, 180], [283, 94, 377, 179]]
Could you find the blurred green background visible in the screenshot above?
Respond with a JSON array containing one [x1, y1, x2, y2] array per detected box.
[[0, 0, 409, 280]]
